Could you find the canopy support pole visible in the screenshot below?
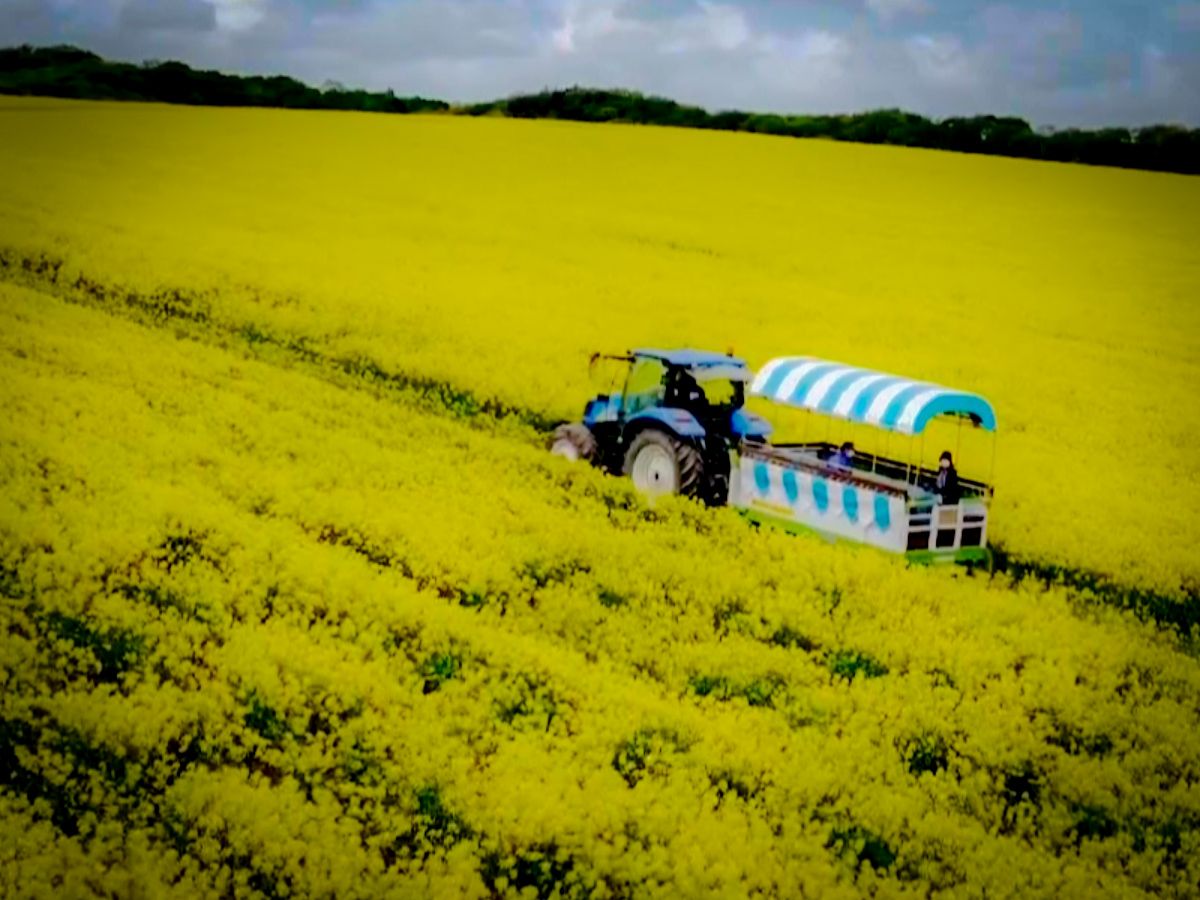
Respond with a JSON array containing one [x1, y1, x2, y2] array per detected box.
[[989, 431, 998, 501]]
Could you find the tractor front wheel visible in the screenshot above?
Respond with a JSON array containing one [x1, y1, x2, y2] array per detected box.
[[623, 429, 704, 499], [549, 423, 597, 463]]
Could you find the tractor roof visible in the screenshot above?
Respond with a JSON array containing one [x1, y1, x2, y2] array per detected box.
[[633, 348, 747, 369]]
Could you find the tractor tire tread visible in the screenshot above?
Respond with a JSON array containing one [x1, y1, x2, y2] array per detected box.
[[623, 429, 705, 499], [676, 440, 704, 498], [550, 423, 597, 463]]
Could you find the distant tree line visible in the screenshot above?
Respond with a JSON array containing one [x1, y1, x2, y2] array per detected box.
[[0, 45, 448, 114], [3, 46, 1196, 175], [469, 88, 1198, 175]]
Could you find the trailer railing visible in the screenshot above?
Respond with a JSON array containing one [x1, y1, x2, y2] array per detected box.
[[739, 441, 909, 497], [739, 440, 991, 555], [759, 441, 993, 499]]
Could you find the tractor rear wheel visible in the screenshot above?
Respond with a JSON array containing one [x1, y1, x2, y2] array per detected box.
[[549, 423, 597, 463], [623, 429, 704, 499]]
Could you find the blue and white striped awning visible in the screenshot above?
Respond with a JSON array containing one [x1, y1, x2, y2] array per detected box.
[[750, 357, 997, 435]]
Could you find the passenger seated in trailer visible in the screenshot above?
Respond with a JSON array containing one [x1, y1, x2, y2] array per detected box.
[[827, 441, 855, 474], [935, 451, 961, 505]]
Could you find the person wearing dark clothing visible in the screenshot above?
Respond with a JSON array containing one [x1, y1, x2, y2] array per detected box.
[[935, 450, 961, 505], [668, 370, 707, 415], [828, 441, 855, 474]]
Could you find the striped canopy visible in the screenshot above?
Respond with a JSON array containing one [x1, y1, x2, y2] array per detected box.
[[750, 357, 997, 435]]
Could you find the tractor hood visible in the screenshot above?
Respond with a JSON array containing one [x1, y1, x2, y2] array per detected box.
[[730, 408, 773, 438]]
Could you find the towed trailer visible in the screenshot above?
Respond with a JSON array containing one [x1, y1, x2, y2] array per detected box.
[[552, 349, 997, 565], [734, 356, 997, 565], [734, 440, 993, 564]]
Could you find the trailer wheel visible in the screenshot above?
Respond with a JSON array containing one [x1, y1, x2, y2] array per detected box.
[[549, 423, 597, 463], [623, 429, 704, 499]]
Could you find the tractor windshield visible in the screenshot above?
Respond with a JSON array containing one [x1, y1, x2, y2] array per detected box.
[[623, 356, 668, 416], [700, 377, 743, 409], [691, 365, 747, 411]]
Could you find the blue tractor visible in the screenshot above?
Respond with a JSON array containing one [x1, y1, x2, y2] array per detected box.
[[550, 348, 772, 505]]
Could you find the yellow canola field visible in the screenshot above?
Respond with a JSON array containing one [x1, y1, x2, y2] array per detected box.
[[3, 281, 1200, 898], [1, 98, 1198, 596]]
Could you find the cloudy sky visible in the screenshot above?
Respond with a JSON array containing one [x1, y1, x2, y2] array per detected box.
[[3, 0, 1198, 127]]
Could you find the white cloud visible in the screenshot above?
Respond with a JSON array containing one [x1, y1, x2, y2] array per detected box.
[[210, 0, 267, 32], [1142, 44, 1175, 99], [759, 29, 850, 74], [5, 0, 1198, 127], [660, 2, 753, 53], [273, 1, 535, 69], [550, 1, 646, 55], [905, 33, 975, 88], [743, 28, 854, 108], [551, 1, 752, 57]]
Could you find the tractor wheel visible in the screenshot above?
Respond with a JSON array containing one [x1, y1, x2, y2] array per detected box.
[[549, 423, 597, 463], [623, 429, 704, 499]]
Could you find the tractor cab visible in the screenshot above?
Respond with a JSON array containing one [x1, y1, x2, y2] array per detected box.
[[550, 348, 771, 503]]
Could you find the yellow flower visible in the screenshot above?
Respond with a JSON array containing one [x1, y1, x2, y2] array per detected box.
[[1, 101, 1198, 897]]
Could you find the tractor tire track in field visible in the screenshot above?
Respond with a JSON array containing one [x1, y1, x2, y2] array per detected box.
[[0, 249, 562, 436], [2, 248, 1197, 644]]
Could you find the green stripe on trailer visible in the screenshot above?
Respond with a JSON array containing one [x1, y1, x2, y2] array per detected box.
[[741, 508, 992, 570], [742, 507, 838, 543], [906, 547, 994, 568]]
